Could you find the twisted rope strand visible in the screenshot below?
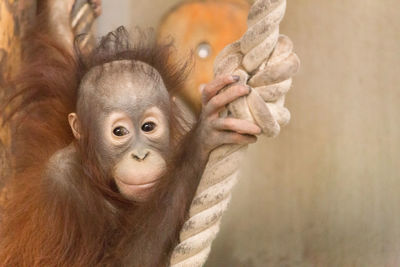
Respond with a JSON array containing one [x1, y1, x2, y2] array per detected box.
[[170, 1, 299, 265]]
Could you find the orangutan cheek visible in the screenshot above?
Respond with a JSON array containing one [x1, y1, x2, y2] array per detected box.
[[113, 150, 167, 201]]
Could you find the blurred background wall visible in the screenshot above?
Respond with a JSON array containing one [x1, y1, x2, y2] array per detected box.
[[97, 0, 400, 266], [97, 0, 181, 35]]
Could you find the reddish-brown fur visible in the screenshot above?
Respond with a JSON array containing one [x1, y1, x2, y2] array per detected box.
[[0, 13, 200, 267]]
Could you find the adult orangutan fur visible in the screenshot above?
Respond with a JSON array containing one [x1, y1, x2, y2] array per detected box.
[[0, 4, 261, 267]]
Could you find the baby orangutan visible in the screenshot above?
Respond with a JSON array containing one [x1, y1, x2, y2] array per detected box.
[[0, 4, 260, 267], [64, 57, 259, 201]]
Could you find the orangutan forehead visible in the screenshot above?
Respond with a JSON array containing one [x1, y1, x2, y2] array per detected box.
[[77, 60, 169, 111], [82, 60, 162, 86]]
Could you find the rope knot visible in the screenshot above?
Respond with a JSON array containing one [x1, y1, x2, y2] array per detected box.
[[213, 0, 300, 137]]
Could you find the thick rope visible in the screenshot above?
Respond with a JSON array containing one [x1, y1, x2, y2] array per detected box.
[[170, 0, 300, 266]]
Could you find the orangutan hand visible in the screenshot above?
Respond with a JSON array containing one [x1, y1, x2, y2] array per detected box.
[[68, 0, 102, 17], [54, 0, 102, 19], [195, 75, 262, 158], [89, 0, 102, 17]]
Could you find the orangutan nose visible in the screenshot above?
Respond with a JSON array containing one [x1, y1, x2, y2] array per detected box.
[[132, 150, 149, 162]]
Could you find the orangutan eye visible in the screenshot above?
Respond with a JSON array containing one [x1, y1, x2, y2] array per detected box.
[[141, 122, 156, 132], [113, 126, 129, 137]]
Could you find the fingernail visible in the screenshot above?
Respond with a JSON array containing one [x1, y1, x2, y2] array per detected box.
[[199, 84, 206, 93], [247, 86, 252, 94], [232, 75, 240, 82]]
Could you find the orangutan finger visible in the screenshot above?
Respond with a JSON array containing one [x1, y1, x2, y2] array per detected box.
[[213, 118, 261, 135], [205, 85, 249, 115], [219, 132, 258, 146], [201, 75, 240, 104], [89, 0, 102, 17]]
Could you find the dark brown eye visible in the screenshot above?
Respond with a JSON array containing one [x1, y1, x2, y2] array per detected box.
[[113, 126, 129, 137], [141, 122, 156, 132]]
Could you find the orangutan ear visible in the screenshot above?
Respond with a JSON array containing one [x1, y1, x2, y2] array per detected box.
[[68, 113, 81, 140]]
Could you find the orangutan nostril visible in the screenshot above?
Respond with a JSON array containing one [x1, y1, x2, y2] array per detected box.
[[132, 151, 149, 162]]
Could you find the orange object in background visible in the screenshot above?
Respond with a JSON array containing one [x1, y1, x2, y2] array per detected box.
[[157, 0, 250, 114]]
